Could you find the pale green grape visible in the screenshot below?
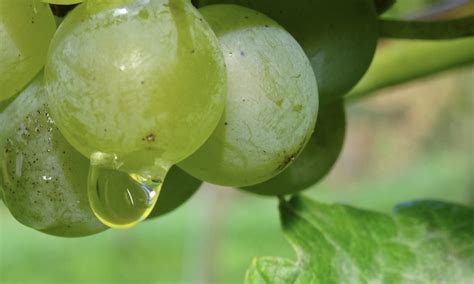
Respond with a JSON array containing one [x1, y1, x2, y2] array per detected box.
[[0, 75, 203, 234], [0, 0, 56, 102], [242, 102, 346, 196], [197, 0, 378, 104], [44, 0, 226, 227], [45, 0, 225, 169], [0, 90, 16, 202], [0, 75, 107, 237], [179, 5, 318, 187], [0, 76, 202, 233]]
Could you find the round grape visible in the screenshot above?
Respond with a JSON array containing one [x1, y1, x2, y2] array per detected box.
[[44, 0, 226, 171], [44, 0, 226, 227], [179, 4, 319, 187], [0, 75, 107, 237], [1, 75, 203, 235]]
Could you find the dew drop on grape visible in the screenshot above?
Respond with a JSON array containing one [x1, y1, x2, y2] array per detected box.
[[87, 153, 169, 228]]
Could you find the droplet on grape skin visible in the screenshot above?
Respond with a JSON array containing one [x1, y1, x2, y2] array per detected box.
[[87, 153, 168, 228]]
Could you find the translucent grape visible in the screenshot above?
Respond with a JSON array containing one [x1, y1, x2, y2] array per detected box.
[[0, 0, 56, 102], [242, 102, 346, 196], [197, 0, 378, 104], [0, 75, 107, 237], [179, 5, 319, 187], [44, 0, 226, 227]]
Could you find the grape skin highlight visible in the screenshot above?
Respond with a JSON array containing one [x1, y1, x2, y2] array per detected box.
[[179, 4, 319, 187]]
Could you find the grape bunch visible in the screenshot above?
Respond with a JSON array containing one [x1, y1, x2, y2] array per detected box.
[[0, 0, 379, 236]]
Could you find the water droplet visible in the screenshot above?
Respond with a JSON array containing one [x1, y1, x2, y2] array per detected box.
[[87, 153, 167, 228]]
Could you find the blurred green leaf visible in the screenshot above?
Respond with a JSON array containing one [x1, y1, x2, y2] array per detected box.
[[245, 196, 474, 283], [346, 38, 474, 102], [379, 16, 474, 40]]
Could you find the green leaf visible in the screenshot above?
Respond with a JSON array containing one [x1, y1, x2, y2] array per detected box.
[[346, 38, 474, 102], [245, 196, 474, 283]]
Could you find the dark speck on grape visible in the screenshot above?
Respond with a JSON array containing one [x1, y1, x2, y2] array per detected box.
[[144, 134, 156, 142], [276, 154, 297, 173]]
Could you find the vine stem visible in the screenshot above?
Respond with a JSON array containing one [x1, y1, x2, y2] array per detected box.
[[345, 38, 474, 102], [379, 16, 474, 39]]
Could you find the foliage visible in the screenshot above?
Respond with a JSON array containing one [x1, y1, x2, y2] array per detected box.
[[246, 196, 474, 283]]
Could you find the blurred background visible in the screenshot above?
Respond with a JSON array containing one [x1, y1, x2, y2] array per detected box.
[[1, 0, 473, 283]]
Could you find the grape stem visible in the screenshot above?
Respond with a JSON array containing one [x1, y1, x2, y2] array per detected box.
[[379, 16, 474, 39]]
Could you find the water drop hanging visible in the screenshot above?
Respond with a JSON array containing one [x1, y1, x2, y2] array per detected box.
[[87, 153, 168, 228]]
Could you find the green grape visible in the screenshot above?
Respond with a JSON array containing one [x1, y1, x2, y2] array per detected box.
[[148, 166, 201, 219], [179, 5, 319, 187], [0, 0, 56, 102], [0, 76, 201, 234], [242, 102, 346, 196], [44, 0, 226, 228], [197, 0, 378, 104], [0, 75, 107, 237]]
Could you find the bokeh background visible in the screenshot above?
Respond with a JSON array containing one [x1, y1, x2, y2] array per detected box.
[[1, 0, 473, 283]]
